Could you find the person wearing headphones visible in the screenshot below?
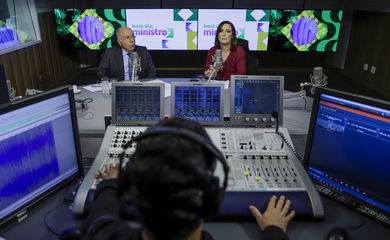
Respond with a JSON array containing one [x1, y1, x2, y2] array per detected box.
[[81, 118, 295, 240]]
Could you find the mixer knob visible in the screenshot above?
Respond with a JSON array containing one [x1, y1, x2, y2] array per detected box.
[[270, 118, 275, 123], [262, 146, 267, 150], [262, 117, 267, 122], [253, 117, 258, 122], [245, 117, 250, 122]]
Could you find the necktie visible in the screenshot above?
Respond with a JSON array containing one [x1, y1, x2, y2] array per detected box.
[[127, 53, 132, 81]]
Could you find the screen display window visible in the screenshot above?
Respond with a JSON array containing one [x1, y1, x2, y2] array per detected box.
[[0, 92, 80, 223], [173, 85, 222, 124], [307, 93, 390, 214]]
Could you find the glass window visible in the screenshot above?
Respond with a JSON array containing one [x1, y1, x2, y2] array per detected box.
[[0, 0, 41, 54]]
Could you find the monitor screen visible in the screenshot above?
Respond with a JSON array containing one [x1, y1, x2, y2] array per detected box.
[[230, 75, 284, 126], [111, 82, 165, 125], [0, 86, 82, 225], [305, 88, 390, 226], [0, 64, 10, 105], [171, 82, 224, 126]]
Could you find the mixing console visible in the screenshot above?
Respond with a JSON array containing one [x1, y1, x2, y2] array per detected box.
[[73, 126, 324, 218]]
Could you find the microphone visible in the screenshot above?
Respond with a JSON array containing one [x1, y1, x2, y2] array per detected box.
[[208, 49, 224, 81], [309, 66, 327, 93], [131, 52, 141, 82]]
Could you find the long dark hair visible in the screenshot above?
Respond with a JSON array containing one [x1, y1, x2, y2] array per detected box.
[[214, 20, 238, 50]]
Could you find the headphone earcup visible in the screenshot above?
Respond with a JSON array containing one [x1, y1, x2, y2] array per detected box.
[[201, 176, 224, 218], [117, 153, 134, 197]]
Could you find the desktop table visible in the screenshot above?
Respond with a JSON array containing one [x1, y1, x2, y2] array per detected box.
[[1, 79, 389, 239], [76, 79, 312, 158]]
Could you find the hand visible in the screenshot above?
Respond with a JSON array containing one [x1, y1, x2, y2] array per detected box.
[[249, 195, 295, 233], [95, 164, 119, 180], [204, 65, 214, 78]]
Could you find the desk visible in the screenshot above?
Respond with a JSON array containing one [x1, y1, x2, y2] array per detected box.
[[1, 138, 389, 240], [76, 79, 312, 158]]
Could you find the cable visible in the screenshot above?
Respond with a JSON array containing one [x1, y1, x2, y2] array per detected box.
[[75, 97, 93, 110], [277, 131, 303, 164]]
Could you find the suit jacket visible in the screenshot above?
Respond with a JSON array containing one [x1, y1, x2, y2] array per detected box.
[[97, 45, 156, 80]]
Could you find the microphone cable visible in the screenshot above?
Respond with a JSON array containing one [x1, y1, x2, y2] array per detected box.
[[272, 111, 303, 163], [75, 97, 93, 110]]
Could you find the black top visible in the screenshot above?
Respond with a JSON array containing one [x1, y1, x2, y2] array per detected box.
[[81, 180, 288, 240]]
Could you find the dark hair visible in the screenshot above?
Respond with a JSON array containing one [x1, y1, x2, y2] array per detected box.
[[214, 20, 238, 50], [126, 118, 217, 240]]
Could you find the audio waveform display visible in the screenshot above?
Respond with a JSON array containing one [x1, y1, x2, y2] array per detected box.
[[0, 122, 60, 210]]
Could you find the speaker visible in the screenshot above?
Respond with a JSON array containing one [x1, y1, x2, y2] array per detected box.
[[118, 126, 229, 219]]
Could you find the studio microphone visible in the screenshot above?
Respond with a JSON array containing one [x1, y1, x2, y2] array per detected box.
[[131, 52, 141, 82], [309, 66, 327, 93], [208, 49, 224, 81]]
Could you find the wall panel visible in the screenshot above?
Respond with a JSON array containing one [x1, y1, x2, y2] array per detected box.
[[341, 12, 390, 99]]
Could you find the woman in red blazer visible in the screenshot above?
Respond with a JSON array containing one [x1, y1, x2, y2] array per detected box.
[[204, 21, 246, 81]]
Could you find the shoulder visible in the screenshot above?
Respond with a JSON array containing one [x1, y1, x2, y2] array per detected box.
[[208, 46, 216, 53], [235, 45, 246, 54], [135, 45, 148, 52], [104, 46, 121, 56]]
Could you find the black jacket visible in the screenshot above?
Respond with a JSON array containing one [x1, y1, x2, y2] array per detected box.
[[97, 45, 156, 81], [81, 179, 288, 240]]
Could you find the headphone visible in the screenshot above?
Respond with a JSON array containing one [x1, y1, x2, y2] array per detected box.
[[117, 126, 229, 219]]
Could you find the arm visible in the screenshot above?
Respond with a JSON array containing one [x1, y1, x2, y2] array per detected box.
[[234, 46, 246, 75], [97, 51, 110, 80], [249, 195, 295, 240], [81, 165, 133, 240], [204, 48, 214, 78], [143, 47, 157, 79]]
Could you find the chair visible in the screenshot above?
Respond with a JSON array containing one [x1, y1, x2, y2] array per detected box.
[[237, 38, 259, 75]]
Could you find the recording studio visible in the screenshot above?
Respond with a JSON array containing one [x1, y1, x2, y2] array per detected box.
[[1, 1, 390, 240]]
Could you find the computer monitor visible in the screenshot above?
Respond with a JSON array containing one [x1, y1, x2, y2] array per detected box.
[[0, 86, 83, 225], [230, 75, 284, 127], [0, 64, 10, 105], [171, 82, 224, 126], [304, 87, 390, 226], [111, 82, 165, 125]]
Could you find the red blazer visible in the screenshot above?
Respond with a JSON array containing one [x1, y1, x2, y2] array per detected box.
[[205, 45, 246, 80]]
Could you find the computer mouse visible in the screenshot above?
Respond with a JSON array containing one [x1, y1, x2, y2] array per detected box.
[[327, 228, 349, 240]]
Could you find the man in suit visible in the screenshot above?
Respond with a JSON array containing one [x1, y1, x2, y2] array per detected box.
[[97, 26, 156, 81]]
